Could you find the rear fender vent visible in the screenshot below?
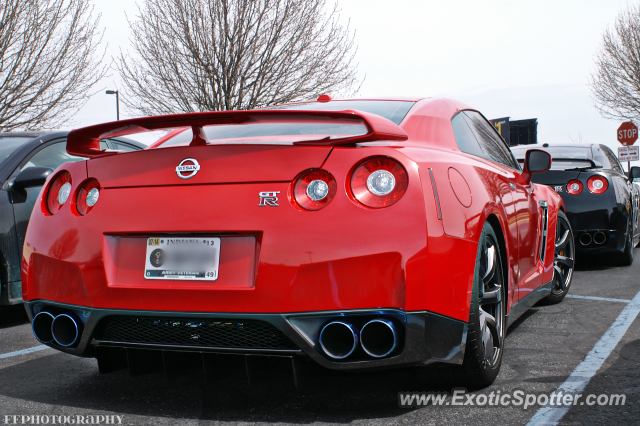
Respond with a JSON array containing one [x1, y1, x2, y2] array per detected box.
[[539, 201, 549, 263]]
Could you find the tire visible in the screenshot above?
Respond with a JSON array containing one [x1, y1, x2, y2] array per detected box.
[[618, 217, 634, 266], [451, 221, 506, 389], [540, 210, 575, 305], [0, 261, 10, 307]]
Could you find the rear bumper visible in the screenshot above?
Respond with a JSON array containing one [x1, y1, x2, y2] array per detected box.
[[573, 228, 625, 254], [24, 300, 467, 371], [561, 193, 629, 254]]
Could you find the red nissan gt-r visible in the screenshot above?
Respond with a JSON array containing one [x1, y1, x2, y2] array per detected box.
[[22, 97, 574, 388]]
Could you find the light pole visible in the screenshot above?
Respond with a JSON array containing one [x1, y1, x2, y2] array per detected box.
[[105, 90, 119, 121]]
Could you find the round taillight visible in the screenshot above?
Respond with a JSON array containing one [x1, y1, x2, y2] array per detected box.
[[566, 180, 583, 195], [76, 179, 101, 215], [46, 172, 72, 214], [587, 175, 609, 194], [293, 170, 336, 211], [350, 157, 408, 208]]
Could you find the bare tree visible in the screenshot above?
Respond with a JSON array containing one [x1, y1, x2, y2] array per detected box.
[[117, 0, 361, 115], [569, 133, 587, 144], [590, 4, 640, 123], [0, 0, 107, 131]]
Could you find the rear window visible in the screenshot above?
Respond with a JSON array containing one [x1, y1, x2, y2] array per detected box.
[[513, 146, 592, 161], [157, 101, 415, 148], [512, 146, 595, 171], [547, 159, 597, 170], [158, 121, 368, 148], [268, 100, 415, 125]]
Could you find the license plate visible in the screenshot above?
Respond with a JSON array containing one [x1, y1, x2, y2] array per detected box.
[[144, 237, 220, 280]]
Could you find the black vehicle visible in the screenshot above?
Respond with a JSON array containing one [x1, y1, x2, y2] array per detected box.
[[511, 144, 640, 265], [0, 132, 145, 305]]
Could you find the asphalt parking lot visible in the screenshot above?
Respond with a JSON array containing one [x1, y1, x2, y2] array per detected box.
[[0, 257, 638, 426]]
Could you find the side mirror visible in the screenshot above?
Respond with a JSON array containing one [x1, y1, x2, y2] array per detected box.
[[12, 167, 53, 189], [630, 166, 640, 181], [521, 149, 552, 184]]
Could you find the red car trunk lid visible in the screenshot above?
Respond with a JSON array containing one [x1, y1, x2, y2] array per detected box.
[[87, 144, 332, 188]]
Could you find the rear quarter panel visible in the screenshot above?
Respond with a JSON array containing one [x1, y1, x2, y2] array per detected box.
[[400, 147, 516, 321]]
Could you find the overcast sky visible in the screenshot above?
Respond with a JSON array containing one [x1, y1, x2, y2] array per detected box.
[[81, 0, 638, 166]]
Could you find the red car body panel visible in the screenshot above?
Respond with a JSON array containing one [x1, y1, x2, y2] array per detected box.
[[21, 97, 563, 370], [23, 146, 430, 313]]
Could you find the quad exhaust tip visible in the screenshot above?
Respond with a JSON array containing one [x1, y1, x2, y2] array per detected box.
[[51, 314, 80, 347], [32, 311, 82, 347], [593, 231, 606, 245], [32, 311, 55, 343], [319, 321, 358, 359], [579, 233, 592, 246], [360, 319, 397, 358]]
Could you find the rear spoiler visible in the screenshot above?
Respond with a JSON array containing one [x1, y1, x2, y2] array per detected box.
[[516, 157, 603, 168], [551, 158, 603, 168], [67, 109, 408, 158]]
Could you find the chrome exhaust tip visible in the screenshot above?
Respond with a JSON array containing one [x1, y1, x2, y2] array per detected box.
[[593, 231, 606, 245], [319, 321, 358, 359], [579, 232, 592, 246], [360, 319, 397, 358], [32, 311, 55, 343], [51, 314, 81, 347]]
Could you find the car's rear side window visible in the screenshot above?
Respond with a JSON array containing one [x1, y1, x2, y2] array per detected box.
[[463, 111, 519, 170], [451, 111, 520, 170], [599, 145, 624, 173], [21, 142, 85, 171], [591, 145, 611, 169], [451, 113, 484, 157], [0, 137, 31, 164]]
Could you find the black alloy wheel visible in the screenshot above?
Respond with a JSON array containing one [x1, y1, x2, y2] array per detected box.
[[454, 222, 505, 388], [478, 232, 504, 366], [618, 216, 635, 266], [541, 210, 575, 305]]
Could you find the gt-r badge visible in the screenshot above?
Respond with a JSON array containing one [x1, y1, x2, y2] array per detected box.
[[259, 191, 280, 206], [176, 158, 200, 179], [554, 186, 564, 192]]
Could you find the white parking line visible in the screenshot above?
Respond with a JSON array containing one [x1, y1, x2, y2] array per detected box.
[[0, 345, 50, 359], [527, 289, 640, 425], [566, 294, 632, 303]]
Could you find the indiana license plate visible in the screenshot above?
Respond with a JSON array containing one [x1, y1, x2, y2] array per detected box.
[[144, 237, 220, 280]]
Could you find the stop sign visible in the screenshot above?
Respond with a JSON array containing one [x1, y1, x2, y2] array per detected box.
[[617, 121, 638, 145]]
